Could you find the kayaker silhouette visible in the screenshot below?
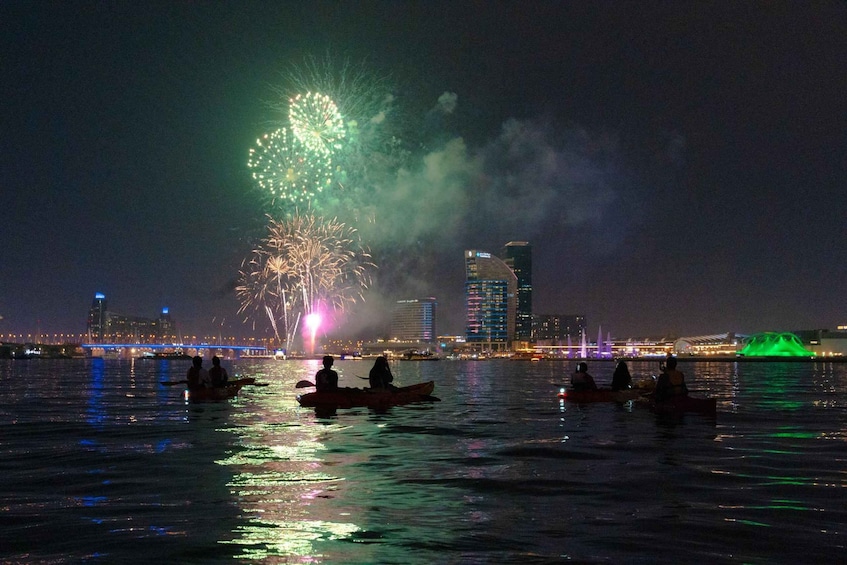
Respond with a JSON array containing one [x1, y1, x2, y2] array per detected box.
[[654, 356, 688, 401], [186, 356, 210, 390], [369, 356, 397, 390], [611, 360, 632, 391], [570, 361, 598, 391], [315, 355, 339, 392], [209, 356, 229, 388]]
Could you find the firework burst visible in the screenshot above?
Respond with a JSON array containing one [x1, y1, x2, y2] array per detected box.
[[289, 92, 346, 154], [247, 128, 335, 209], [277, 54, 394, 135], [236, 213, 374, 351]]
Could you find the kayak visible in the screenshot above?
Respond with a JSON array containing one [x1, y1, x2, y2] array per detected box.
[[297, 381, 437, 409], [650, 395, 717, 416], [185, 377, 255, 403], [558, 388, 644, 402]]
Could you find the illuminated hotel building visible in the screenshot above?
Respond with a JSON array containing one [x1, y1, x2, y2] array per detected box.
[[85, 292, 178, 344], [390, 298, 437, 342], [465, 250, 517, 351], [501, 241, 532, 342]]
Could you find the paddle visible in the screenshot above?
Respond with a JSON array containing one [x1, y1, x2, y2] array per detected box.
[[160, 380, 187, 386], [296, 380, 315, 388], [233, 377, 271, 387]]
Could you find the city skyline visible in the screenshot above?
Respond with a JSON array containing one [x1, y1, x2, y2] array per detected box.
[[0, 292, 847, 347], [2, 3, 846, 339], [1, 252, 844, 345]]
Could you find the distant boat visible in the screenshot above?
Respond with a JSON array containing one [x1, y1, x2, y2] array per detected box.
[[137, 351, 193, 361], [401, 350, 441, 361]]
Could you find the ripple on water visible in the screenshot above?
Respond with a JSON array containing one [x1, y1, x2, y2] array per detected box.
[[2, 358, 847, 563]]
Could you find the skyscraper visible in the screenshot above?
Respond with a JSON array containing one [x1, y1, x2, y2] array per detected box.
[[87, 292, 107, 342], [501, 241, 532, 342], [465, 250, 517, 351], [85, 293, 177, 344], [156, 307, 177, 343], [390, 298, 437, 342]]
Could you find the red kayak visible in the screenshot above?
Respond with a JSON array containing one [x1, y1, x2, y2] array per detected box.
[[297, 381, 437, 409], [185, 378, 255, 403], [558, 388, 644, 402]]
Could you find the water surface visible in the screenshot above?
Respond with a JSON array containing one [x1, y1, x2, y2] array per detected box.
[[1, 357, 845, 563]]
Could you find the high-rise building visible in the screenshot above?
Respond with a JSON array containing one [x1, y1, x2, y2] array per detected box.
[[85, 293, 177, 344], [390, 298, 437, 342], [464, 250, 517, 350], [87, 292, 108, 342], [533, 314, 587, 343], [501, 241, 532, 342], [156, 307, 178, 343]]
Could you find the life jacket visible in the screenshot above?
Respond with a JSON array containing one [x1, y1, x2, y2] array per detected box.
[[315, 368, 337, 392], [657, 369, 687, 400], [571, 371, 595, 392]]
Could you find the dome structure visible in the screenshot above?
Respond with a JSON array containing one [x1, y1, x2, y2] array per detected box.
[[739, 332, 815, 357]]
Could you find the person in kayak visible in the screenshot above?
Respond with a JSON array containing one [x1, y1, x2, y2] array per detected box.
[[369, 356, 397, 390], [654, 356, 688, 401], [186, 356, 211, 390], [315, 355, 339, 392], [571, 362, 598, 391], [209, 356, 229, 388], [611, 360, 633, 391]]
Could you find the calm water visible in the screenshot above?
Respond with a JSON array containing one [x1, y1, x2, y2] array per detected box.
[[1, 357, 845, 564]]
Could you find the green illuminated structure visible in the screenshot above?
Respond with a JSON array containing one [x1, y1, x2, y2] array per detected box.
[[740, 332, 815, 357]]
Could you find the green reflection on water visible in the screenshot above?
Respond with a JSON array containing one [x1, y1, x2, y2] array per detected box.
[[214, 426, 359, 561], [769, 431, 820, 439], [216, 440, 326, 465], [722, 471, 812, 486], [213, 400, 471, 562], [730, 518, 772, 527], [223, 520, 361, 561]]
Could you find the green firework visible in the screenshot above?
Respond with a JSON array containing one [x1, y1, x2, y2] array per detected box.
[[289, 92, 346, 155], [247, 128, 335, 210]]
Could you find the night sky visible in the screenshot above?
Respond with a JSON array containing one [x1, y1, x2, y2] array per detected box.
[[2, 1, 846, 341]]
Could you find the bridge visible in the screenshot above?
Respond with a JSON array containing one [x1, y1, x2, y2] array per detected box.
[[80, 343, 272, 359]]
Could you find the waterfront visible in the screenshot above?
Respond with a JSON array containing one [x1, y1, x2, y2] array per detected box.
[[1, 358, 845, 563]]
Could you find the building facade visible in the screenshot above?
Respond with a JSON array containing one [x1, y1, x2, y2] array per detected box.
[[501, 241, 532, 342], [533, 314, 587, 343], [86, 293, 177, 344], [87, 292, 108, 342], [390, 298, 437, 342], [464, 250, 517, 351]]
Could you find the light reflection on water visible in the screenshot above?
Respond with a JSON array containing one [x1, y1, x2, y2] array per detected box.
[[1, 357, 846, 563]]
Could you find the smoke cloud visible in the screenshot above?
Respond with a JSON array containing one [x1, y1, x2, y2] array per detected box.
[[332, 93, 627, 336], [437, 91, 458, 114]]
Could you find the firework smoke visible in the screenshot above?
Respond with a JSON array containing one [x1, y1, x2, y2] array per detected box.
[[244, 57, 626, 337]]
